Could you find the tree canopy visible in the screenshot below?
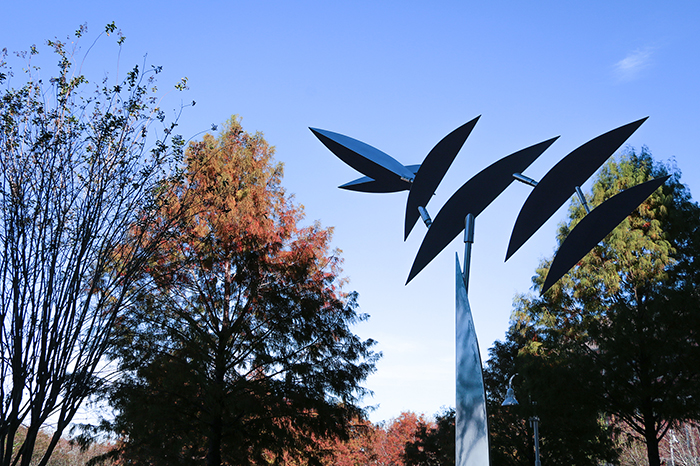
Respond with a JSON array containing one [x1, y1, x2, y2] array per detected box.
[[488, 148, 700, 466], [102, 117, 378, 466], [403, 408, 455, 466], [0, 24, 190, 466]]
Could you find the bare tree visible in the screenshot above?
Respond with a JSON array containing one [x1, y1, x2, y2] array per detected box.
[[0, 24, 191, 466], [661, 423, 700, 466]]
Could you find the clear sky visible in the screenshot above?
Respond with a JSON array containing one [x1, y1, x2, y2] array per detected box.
[[3, 1, 699, 424]]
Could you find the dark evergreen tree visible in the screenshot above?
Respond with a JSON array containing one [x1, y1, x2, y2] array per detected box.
[[484, 326, 618, 466], [483, 333, 531, 466], [508, 148, 700, 466]]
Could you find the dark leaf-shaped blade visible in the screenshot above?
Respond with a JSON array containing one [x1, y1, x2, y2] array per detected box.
[[339, 176, 410, 193], [404, 116, 481, 240], [506, 117, 648, 261], [310, 128, 415, 191], [406, 137, 558, 284], [339, 165, 420, 193], [541, 175, 669, 294]]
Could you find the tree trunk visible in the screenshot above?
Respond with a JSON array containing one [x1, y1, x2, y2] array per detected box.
[[207, 416, 223, 466], [643, 409, 661, 466], [207, 321, 228, 466], [206, 361, 224, 466], [206, 350, 225, 466]]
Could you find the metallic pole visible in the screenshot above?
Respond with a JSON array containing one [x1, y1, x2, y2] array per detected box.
[[502, 377, 542, 466], [463, 213, 475, 292], [530, 416, 542, 466], [455, 214, 489, 466]]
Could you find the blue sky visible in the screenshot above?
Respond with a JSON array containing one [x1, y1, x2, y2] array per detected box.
[[3, 1, 699, 424]]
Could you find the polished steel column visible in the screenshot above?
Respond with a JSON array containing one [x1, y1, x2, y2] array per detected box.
[[455, 254, 489, 465]]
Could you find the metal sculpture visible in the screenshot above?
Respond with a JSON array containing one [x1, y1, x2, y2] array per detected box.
[[312, 116, 667, 466]]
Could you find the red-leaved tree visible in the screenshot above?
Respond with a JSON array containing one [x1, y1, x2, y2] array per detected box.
[[100, 117, 378, 466]]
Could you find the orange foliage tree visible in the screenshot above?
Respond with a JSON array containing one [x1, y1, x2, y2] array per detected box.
[[315, 411, 429, 466], [373, 412, 427, 465], [403, 408, 455, 466], [101, 117, 378, 466]]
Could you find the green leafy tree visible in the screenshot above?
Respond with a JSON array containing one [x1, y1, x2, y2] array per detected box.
[[483, 334, 531, 466], [102, 118, 379, 466], [0, 25, 190, 466], [483, 327, 618, 466], [510, 148, 700, 466]]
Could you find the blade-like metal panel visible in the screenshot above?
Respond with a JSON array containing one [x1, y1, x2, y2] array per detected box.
[[404, 117, 481, 240], [339, 176, 410, 193], [541, 175, 669, 294], [310, 128, 415, 189], [505, 117, 648, 261], [406, 137, 558, 284], [339, 164, 420, 193], [455, 254, 490, 466]]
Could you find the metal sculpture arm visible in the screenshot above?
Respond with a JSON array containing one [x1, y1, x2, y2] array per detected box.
[[339, 164, 421, 193], [310, 118, 480, 209], [540, 175, 670, 294], [309, 127, 415, 192], [406, 137, 558, 284], [404, 117, 480, 239], [506, 117, 648, 261]]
